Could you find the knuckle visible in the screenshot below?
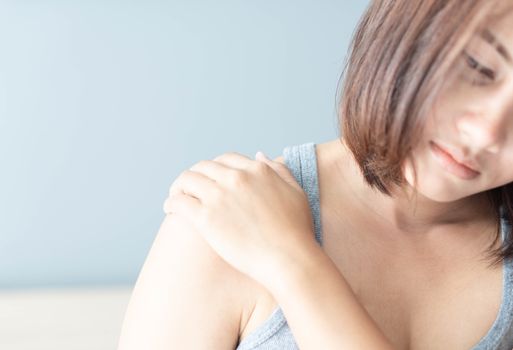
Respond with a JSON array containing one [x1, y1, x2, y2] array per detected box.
[[254, 160, 270, 173], [168, 177, 180, 194], [190, 159, 210, 171], [180, 169, 197, 180], [213, 152, 229, 161], [228, 169, 248, 186], [227, 151, 243, 157], [213, 151, 242, 161], [175, 170, 188, 181], [169, 169, 192, 193]]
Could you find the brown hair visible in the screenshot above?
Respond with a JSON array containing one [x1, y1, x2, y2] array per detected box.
[[336, 0, 513, 267]]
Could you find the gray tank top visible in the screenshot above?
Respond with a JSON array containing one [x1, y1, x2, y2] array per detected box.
[[235, 141, 513, 350]]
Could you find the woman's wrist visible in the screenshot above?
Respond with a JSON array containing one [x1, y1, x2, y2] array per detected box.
[[265, 236, 395, 349], [266, 236, 328, 299]]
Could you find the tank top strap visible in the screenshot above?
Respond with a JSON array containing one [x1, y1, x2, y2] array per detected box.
[[500, 204, 509, 242], [282, 142, 323, 247], [500, 204, 513, 289]]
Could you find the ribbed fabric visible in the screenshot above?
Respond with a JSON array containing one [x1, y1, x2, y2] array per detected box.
[[235, 142, 513, 350]]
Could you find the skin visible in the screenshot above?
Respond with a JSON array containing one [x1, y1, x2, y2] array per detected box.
[[236, 4, 513, 347], [247, 15, 513, 346], [154, 2, 513, 348], [332, 4, 513, 246], [164, 151, 396, 348]]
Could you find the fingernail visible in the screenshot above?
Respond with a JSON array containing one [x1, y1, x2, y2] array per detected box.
[[256, 151, 268, 160]]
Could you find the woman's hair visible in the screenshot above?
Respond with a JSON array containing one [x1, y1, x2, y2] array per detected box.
[[336, 0, 513, 267]]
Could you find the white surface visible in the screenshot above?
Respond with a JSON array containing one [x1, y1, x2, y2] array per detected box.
[[0, 286, 133, 350]]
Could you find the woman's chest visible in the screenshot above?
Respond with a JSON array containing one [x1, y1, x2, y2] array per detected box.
[[239, 218, 503, 350], [318, 212, 504, 350]]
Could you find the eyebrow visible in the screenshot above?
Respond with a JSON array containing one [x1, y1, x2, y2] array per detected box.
[[481, 28, 513, 66]]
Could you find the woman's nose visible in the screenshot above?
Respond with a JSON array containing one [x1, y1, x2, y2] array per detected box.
[[455, 112, 502, 154], [456, 84, 513, 154]]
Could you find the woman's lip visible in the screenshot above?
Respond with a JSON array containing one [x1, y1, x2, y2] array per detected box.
[[429, 141, 481, 180], [430, 141, 480, 172]]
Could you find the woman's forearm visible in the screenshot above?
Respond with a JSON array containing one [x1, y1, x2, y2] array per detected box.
[[267, 241, 395, 350]]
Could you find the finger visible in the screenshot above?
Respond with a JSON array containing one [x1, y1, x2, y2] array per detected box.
[[168, 169, 218, 200], [212, 152, 254, 170], [184, 152, 252, 187], [188, 159, 233, 183], [255, 151, 284, 172], [188, 152, 258, 187], [163, 192, 202, 220], [256, 152, 287, 169], [255, 152, 300, 188], [255, 151, 269, 161]]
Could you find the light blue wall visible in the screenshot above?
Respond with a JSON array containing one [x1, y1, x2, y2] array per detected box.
[[0, 0, 370, 289]]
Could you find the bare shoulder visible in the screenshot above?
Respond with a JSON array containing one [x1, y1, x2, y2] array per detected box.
[[118, 213, 259, 349]]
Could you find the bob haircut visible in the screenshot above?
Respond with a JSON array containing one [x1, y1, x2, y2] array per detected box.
[[336, 0, 513, 267]]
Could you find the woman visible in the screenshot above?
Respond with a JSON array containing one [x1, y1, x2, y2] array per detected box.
[[118, 0, 513, 349]]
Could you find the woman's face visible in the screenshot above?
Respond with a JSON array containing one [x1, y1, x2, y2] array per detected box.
[[403, 6, 513, 203]]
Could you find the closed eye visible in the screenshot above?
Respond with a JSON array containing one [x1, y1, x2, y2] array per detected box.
[[462, 50, 497, 84]]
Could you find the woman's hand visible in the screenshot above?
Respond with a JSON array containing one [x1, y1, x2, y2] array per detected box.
[[162, 151, 396, 349], [162, 151, 317, 288]]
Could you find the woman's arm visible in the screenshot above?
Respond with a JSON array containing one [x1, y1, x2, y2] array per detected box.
[[267, 239, 395, 350], [259, 156, 394, 349], [117, 214, 245, 349], [163, 152, 394, 349]]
